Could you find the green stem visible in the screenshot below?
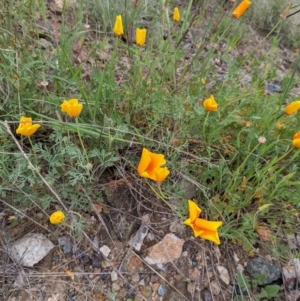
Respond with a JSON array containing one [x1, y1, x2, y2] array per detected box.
[[146, 180, 183, 218]]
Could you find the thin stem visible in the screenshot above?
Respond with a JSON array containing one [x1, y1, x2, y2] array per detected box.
[[145, 180, 183, 218]]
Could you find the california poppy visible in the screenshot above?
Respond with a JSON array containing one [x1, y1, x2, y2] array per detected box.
[[137, 148, 170, 183], [49, 211, 65, 224], [173, 7, 180, 22], [292, 132, 300, 148], [203, 95, 218, 112], [183, 200, 222, 245], [16, 116, 41, 137], [136, 28, 147, 46], [61, 98, 83, 118], [113, 15, 124, 36], [232, 0, 252, 19], [285, 101, 300, 115]]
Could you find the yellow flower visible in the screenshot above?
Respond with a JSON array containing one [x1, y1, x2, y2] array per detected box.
[[136, 28, 147, 46], [137, 148, 170, 183], [49, 211, 65, 224], [16, 116, 41, 137], [183, 200, 222, 245], [285, 100, 300, 115], [293, 132, 300, 148], [61, 98, 83, 117], [173, 7, 180, 22], [113, 15, 124, 36], [203, 95, 218, 112], [232, 0, 252, 19]]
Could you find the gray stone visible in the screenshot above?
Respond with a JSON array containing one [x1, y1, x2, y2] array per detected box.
[[157, 284, 168, 296], [282, 258, 300, 289], [58, 236, 72, 254], [216, 266, 230, 285], [210, 280, 221, 295], [99, 245, 111, 257], [246, 257, 281, 284], [200, 289, 213, 301], [130, 225, 148, 251], [10, 233, 54, 267]]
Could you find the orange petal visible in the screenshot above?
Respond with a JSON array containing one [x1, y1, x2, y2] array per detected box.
[[136, 28, 147, 46], [173, 7, 180, 22], [293, 132, 300, 141], [232, 0, 252, 19], [187, 200, 202, 222], [285, 101, 300, 115], [293, 138, 300, 148], [137, 148, 151, 175], [194, 218, 223, 231], [155, 167, 170, 183], [183, 219, 204, 237], [203, 95, 218, 112], [147, 151, 166, 170], [198, 228, 221, 245]]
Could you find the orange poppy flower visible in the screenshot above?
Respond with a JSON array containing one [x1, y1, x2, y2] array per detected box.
[[49, 211, 65, 224], [16, 116, 41, 137], [173, 7, 180, 22], [113, 15, 124, 36], [137, 148, 170, 183], [136, 28, 147, 46], [285, 101, 300, 115], [61, 98, 83, 117], [203, 95, 218, 112], [292, 132, 300, 148], [232, 0, 252, 19], [183, 200, 222, 245]]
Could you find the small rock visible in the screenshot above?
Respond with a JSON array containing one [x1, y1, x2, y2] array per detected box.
[[100, 269, 110, 281], [131, 273, 140, 283], [99, 245, 111, 257], [200, 288, 213, 301], [120, 249, 145, 273], [282, 258, 300, 289], [75, 249, 90, 265], [210, 280, 221, 295], [139, 285, 152, 298], [92, 253, 101, 268], [287, 234, 297, 250], [265, 83, 283, 94], [233, 252, 240, 263], [157, 284, 168, 296], [92, 236, 99, 252], [112, 282, 120, 291], [143, 233, 184, 265], [111, 270, 118, 282], [216, 266, 230, 285], [236, 264, 244, 273], [10, 233, 54, 267], [58, 235, 72, 254], [246, 257, 281, 285], [130, 225, 148, 251], [188, 268, 200, 281]]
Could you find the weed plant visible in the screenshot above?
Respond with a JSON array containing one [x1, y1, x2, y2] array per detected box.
[[0, 0, 300, 263]]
